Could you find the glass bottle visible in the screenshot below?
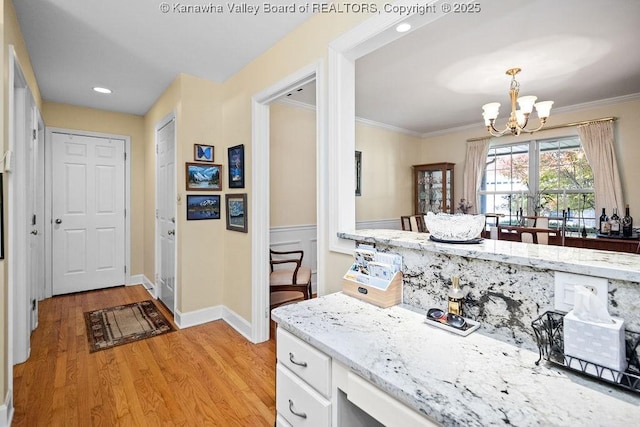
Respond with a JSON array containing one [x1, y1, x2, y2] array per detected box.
[[599, 208, 609, 235], [448, 276, 465, 316], [610, 208, 620, 235], [622, 204, 633, 238]]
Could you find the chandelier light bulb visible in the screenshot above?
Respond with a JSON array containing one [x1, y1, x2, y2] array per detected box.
[[534, 100, 554, 119]]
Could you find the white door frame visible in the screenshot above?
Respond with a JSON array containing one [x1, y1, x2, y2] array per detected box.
[[326, 0, 453, 256], [45, 128, 132, 298], [251, 61, 324, 343], [8, 45, 37, 374], [154, 112, 177, 311]]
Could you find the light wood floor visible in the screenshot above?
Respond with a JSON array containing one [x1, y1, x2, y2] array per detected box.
[[12, 285, 277, 426]]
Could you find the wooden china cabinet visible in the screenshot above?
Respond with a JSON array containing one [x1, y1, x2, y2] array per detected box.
[[413, 163, 455, 215]]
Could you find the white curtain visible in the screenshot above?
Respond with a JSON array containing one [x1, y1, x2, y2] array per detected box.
[[462, 138, 491, 214], [577, 121, 624, 218]]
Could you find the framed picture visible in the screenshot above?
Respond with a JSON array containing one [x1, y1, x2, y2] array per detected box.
[[194, 144, 214, 162], [186, 162, 222, 191], [355, 150, 362, 196], [225, 193, 248, 233], [227, 144, 245, 188], [186, 194, 221, 220]]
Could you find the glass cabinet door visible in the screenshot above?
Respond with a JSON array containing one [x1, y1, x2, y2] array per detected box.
[[413, 163, 455, 215]]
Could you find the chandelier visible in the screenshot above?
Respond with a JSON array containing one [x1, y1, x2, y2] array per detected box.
[[481, 68, 553, 137]]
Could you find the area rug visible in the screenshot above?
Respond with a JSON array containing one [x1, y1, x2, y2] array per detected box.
[[84, 300, 175, 352]]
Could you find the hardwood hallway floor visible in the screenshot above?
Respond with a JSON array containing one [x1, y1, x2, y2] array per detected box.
[[12, 285, 277, 426]]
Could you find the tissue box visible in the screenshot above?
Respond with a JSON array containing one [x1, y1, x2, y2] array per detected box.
[[563, 310, 627, 382]]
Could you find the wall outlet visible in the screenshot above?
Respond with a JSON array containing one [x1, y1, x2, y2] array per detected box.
[[554, 272, 608, 312]]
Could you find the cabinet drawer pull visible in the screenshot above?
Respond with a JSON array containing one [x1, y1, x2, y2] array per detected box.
[[289, 352, 308, 367], [288, 399, 307, 419]]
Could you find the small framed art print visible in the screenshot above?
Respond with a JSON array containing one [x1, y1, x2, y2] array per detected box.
[[194, 144, 214, 162]]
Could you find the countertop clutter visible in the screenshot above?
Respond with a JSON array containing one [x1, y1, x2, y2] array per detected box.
[[272, 292, 640, 427]]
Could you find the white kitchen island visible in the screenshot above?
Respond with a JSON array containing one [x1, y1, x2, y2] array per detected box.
[[272, 292, 640, 426]]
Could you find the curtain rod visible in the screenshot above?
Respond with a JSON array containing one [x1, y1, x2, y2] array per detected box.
[[466, 116, 617, 142]]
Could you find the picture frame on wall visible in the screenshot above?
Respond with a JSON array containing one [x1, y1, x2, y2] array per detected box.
[[194, 144, 214, 162], [225, 193, 248, 233], [227, 144, 245, 188], [186, 162, 222, 191], [186, 194, 221, 220]]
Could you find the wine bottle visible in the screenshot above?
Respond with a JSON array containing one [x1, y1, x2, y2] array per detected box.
[[599, 208, 609, 235], [610, 208, 621, 235], [622, 204, 634, 238]]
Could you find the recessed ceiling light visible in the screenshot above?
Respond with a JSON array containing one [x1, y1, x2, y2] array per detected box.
[[396, 23, 411, 33], [93, 87, 112, 94]]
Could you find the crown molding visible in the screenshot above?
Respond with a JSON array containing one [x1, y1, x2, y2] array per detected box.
[[420, 92, 640, 139], [279, 93, 640, 140]]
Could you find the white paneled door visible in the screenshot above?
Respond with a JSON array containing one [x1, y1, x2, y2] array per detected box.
[[156, 117, 176, 313], [52, 132, 126, 295]]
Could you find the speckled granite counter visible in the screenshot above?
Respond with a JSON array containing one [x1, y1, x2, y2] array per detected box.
[[272, 293, 640, 427], [338, 229, 640, 348], [338, 229, 640, 282]]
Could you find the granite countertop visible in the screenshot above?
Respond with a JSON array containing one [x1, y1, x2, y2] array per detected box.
[[338, 229, 640, 282], [272, 292, 640, 427]]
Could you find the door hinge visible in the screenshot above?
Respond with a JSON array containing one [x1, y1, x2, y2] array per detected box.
[[124, 266, 127, 274], [124, 152, 127, 161], [32, 299, 36, 311], [156, 144, 158, 154], [124, 208, 126, 218]]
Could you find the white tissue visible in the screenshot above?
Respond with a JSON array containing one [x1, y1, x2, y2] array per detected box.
[[572, 284, 613, 324]]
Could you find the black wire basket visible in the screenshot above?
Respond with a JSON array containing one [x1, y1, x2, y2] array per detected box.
[[531, 310, 640, 393]]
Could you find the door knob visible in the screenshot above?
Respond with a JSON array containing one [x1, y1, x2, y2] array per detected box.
[[31, 230, 38, 235], [168, 230, 175, 236], [55, 219, 62, 224]]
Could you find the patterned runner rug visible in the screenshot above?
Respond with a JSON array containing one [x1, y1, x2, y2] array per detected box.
[[84, 300, 175, 352]]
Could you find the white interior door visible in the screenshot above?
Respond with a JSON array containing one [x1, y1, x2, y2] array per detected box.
[[156, 117, 176, 313], [51, 132, 126, 295], [28, 109, 45, 330]]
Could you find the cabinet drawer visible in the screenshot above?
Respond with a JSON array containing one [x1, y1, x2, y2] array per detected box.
[[277, 364, 331, 427], [276, 413, 293, 427], [277, 328, 331, 397]]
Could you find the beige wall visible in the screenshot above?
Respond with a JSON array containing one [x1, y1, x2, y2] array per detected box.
[[417, 98, 640, 213], [42, 102, 146, 275], [218, 11, 370, 320], [270, 102, 317, 227], [142, 74, 225, 314], [355, 123, 422, 221]]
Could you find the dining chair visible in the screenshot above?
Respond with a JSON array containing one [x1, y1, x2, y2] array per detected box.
[[269, 249, 312, 309], [401, 215, 427, 232], [521, 216, 550, 245]]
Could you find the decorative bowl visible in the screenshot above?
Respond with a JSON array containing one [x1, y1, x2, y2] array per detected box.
[[424, 212, 486, 242]]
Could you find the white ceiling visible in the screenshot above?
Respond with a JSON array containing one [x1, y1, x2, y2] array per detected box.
[[14, 0, 640, 135]]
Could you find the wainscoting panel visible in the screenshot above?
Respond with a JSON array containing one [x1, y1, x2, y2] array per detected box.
[[356, 218, 401, 230]]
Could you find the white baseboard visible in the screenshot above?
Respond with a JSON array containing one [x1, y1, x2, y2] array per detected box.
[[127, 274, 156, 296], [0, 390, 13, 427], [175, 305, 224, 329], [222, 306, 253, 341], [174, 304, 253, 341]]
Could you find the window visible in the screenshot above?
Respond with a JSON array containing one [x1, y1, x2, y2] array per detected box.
[[479, 136, 595, 234]]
